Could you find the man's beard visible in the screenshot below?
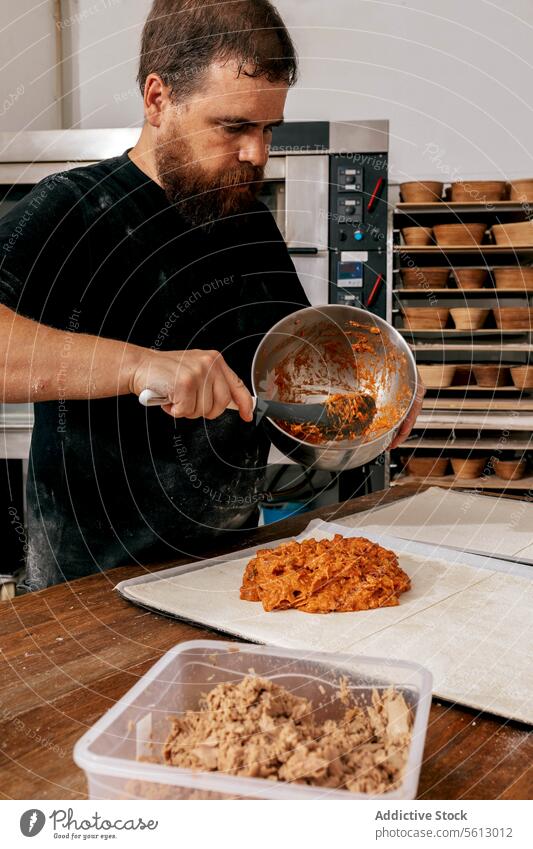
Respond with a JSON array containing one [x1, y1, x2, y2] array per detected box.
[[155, 133, 265, 228]]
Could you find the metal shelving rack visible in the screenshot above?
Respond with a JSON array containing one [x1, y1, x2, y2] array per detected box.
[[388, 184, 533, 491]]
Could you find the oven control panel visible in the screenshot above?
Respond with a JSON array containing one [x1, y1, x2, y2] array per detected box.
[[330, 250, 387, 318], [329, 153, 388, 251], [329, 153, 388, 319], [336, 166, 363, 192]]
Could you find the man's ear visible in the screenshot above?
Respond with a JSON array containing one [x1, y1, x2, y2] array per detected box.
[[143, 74, 172, 128]]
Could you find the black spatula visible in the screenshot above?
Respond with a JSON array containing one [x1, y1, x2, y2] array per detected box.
[[139, 389, 376, 437]]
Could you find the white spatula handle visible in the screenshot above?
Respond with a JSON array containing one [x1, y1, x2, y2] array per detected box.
[[138, 388, 256, 413]]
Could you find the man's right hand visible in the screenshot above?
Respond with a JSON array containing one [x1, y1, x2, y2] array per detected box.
[[0, 305, 254, 420], [129, 349, 254, 422]]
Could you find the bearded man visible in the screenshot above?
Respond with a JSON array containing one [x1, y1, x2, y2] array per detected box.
[[0, 0, 309, 589]]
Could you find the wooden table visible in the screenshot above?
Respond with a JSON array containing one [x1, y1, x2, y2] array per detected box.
[[0, 484, 531, 800]]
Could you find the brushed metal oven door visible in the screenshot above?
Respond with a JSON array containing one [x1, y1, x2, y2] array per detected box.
[[284, 155, 329, 252], [289, 251, 330, 307], [260, 155, 330, 306], [261, 154, 329, 251]]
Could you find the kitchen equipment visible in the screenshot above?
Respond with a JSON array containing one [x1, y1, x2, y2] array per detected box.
[[115, 517, 533, 724], [451, 456, 488, 479], [139, 389, 376, 438], [509, 178, 533, 202], [510, 365, 533, 389], [74, 640, 432, 801], [417, 364, 456, 388], [450, 180, 506, 202], [252, 305, 417, 471], [399, 181, 443, 202], [452, 268, 488, 289], [450, 308, 489, 330], [402, 307, 449, 329], [401, 454, 449, 477], [400, 266, 449, 288], [494, 266, 533, 290], [260, 121, 390, 314], [401, 226, 433, 246], [392, 185, 533, 498], [492, 221, 533, 247], [472, 364, 511, 387], [493, 307, 533, 329], [433, 223, 486, 246]]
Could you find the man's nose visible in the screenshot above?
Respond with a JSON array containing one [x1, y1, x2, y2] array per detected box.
[[238, 134, 269, 168]]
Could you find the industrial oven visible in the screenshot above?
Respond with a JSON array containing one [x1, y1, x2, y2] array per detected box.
[[260, 119, 390, 317], [0, 123, 391, 577]]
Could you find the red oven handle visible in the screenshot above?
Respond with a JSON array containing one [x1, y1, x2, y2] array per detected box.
[[367, 177, 384, 212], [366, 273, 384, 308]]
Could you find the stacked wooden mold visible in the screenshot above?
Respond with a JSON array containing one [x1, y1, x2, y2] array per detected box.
[[392, 179, 533, 491]]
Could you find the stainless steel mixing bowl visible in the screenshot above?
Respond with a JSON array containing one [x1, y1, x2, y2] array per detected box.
[[252, 304, 418, 471]]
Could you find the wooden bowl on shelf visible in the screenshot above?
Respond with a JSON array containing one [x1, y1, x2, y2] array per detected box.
[[509, 179, 533, 203], [450, 180, 507, 203], [417, 364, 456, 389], [400, 181, 444, 203], [493, 267, 533, 290], [491, 458, 527, 480], [472, 364, 512, 387], [402, 307, 449, 329], [402, 226, 433, 246], [452, 365, 474, 386], [451, 456, 488, 479], [450, 308, 490, 330], [433, 223, 486, 247], [402, 455, 450, 478], [452, 268, 489, 289], [400, 267, 450, 288], [493, 307, 533, 329], [510, 365, 533, 389], [492, 222, 533, 247]]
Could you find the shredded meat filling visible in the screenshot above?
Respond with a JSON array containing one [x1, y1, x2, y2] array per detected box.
[[162, 676, 413, 795], [240, 534, 411, 613]]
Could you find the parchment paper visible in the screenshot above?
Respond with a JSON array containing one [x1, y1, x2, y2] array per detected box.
[[335, 487, 533, 563]]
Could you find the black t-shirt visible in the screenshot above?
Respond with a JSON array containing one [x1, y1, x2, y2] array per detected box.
[[0, 151, 309, 588]]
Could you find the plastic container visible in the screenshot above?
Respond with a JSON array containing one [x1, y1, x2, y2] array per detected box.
[[74, 641, 432, 801]]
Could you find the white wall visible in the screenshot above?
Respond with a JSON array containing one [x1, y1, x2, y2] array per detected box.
[[279, 0, 533, 181], [9, 0, 533, 182], [61, 0, 148, 129], [0, 0, 61, 131]]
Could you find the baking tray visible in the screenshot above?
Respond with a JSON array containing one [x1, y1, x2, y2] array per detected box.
[[116, 520, 533, 724]]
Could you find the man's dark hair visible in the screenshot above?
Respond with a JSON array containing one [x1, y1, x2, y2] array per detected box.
[[138, 0, 298, 100]]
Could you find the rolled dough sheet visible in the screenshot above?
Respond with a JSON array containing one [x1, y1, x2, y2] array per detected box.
[[350, 571, 533, 725], [335, 487, 533, 561], [122, 545, 491, 657], [514, 542, 533, 562]]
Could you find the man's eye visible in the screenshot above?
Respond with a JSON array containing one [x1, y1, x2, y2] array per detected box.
[[223, 125, 244, 134]]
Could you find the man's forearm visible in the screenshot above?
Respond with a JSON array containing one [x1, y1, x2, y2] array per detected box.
[[0, 305, 144, 403]]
